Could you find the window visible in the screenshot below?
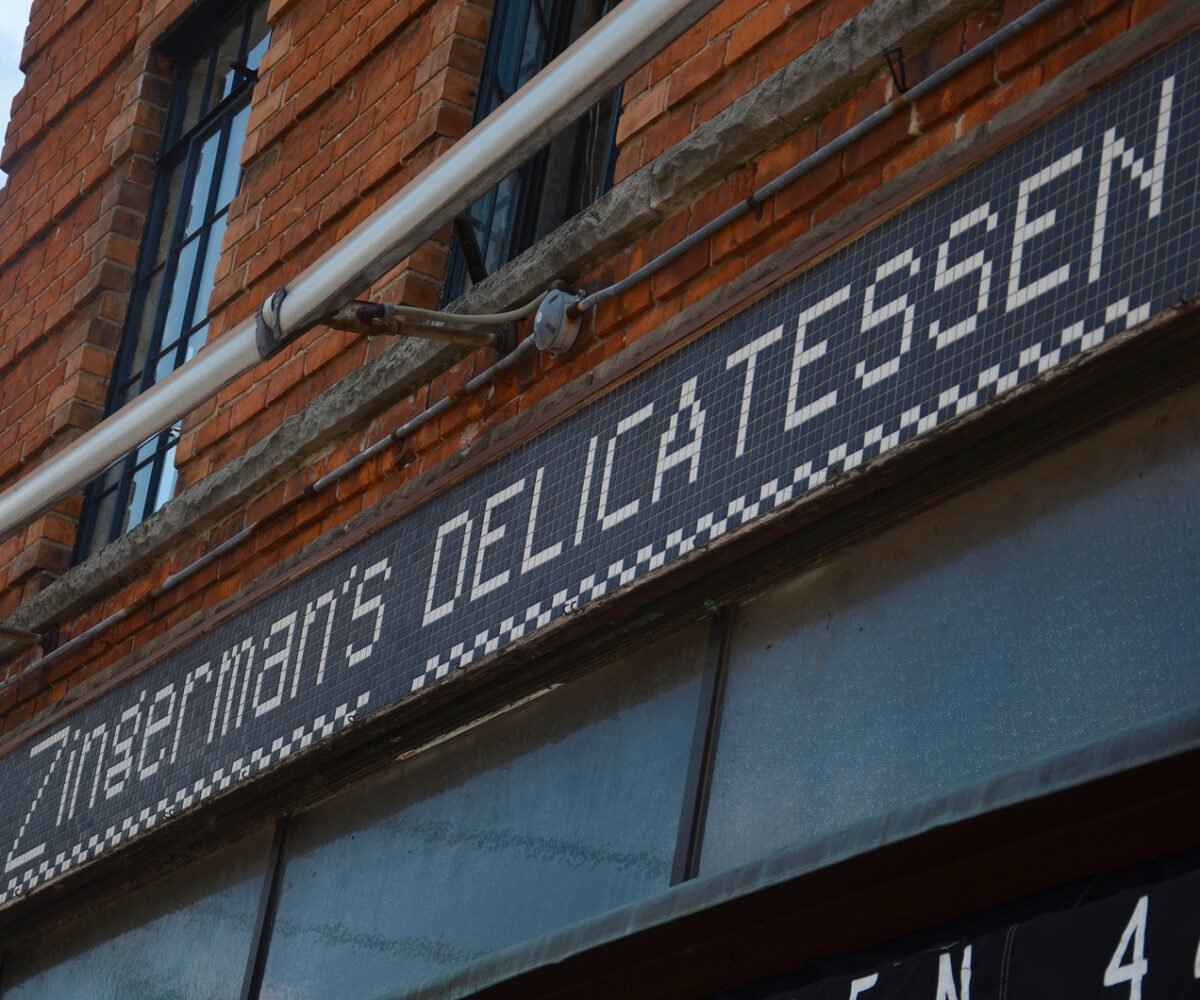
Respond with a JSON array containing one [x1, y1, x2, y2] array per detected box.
[[443, 0, 622, 303], [74, 0, 270, 561]]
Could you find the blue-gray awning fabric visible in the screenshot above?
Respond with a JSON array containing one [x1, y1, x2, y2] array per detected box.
[[375, 706, 1200, 1000]]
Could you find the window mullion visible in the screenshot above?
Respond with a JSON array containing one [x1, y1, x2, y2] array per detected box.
[[159, 80, 255, 166], [175, 119, 236, 362], [136, 135, 207, 400], [478, 185, 504, 265], [670, 609, 734, 884], [198, 46, 219, 132], [72, 477, 105, 562], [138, 429, 176, 529], [106, 267, 159, 407], [453, 215, 490, 284], [477, 0, 513, 115], [237, 2, 254, 65], [513, 0, 537, 89], [105, 451, 142, 545], [241, 817, 290, 1000]]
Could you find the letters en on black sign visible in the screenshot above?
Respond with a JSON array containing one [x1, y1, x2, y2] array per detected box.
[[3, 34, 1199, 908], [738, 866, 1200, 1000]]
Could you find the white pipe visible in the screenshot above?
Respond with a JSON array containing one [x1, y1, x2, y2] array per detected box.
[[0, 0, 719, 540]]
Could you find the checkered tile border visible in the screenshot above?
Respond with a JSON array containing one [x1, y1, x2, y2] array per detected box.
[[1, 693, 369, 904]]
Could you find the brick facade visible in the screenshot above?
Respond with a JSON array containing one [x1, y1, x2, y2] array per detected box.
[[0, 0, 1170, 732], [0, 0, 1182, 893]]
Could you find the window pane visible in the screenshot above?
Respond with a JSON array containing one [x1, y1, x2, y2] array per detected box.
[[484, 172, 522, 272], [494, 0, 543, 100], [82, 469, 123, 553], [118, 267, 167, 400], [151, 339, 184, 386], [121, 446, 157, 533], [153, 435, 181, 513], [190, 214, 228, 327], [216, 106, 249, 212], [518, 1, 548, 85], [217, 11, 248, 100], [1, 827, 271, 999], [184, 323, 209, 363], [159, 236, 200, 372], [151, 162, 187, 269], [246, 6, 271, 71], [179, 51, 214, 137], [698, 422, 1200, 877], [184, 130, 221, 237], [257, 626, 706, 999]]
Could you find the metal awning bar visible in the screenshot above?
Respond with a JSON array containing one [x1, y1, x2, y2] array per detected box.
[[0, 0, 720, 541]]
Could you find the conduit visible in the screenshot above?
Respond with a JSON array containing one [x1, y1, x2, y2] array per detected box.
[[0, 0, 723, 541], [322, 288, 553, 349], [0, 294, 553, 688], [572, 0, 1070, 315], [0, 0, 1070, 683]]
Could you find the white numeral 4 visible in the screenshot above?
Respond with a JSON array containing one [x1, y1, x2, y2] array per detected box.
[[1104, 895, 1149, 1000]]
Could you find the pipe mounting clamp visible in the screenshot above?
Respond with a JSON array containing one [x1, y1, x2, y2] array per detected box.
[[532, 289, 582, 356], [256, 288, 289, 359]]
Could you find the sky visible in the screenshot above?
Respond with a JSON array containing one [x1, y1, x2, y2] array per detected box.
[[0, 0, 34, 187]]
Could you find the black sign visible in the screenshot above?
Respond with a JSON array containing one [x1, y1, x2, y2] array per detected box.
[[744, 868, 1200, 1000], [3, 33, 1198, 907]]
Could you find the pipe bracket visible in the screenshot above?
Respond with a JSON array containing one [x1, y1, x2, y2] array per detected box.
[[533, 289, 583, 355], [256, 288, 289, 359]]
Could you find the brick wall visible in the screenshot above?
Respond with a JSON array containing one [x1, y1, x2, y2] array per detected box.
[[175, 0, 489, 486], [0, 0, 168, 617], [0, 0, 1168, 732]]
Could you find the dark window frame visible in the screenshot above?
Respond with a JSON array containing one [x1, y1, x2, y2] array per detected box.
[[74, 0, 268, 563], [442, 0, 623, 304]]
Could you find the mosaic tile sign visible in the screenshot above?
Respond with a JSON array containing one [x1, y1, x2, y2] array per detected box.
[[4, 34, 1198, 907]]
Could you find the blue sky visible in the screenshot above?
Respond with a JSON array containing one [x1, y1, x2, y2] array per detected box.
[[0, 0, 33, 186]]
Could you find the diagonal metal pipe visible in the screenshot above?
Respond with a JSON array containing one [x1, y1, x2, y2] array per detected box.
[[0, 0, 721, 541]]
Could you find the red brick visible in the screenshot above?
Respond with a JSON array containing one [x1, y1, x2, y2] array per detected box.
[[728, 1, 790, 64], [756, 6, 822, 80], [706, 0, 765, 39], [843, 108, 912, 177], [959, 64, 1043, 134], [1043, 5, 1130, 81], [915, 56, 994, 127], [617, 78, 670, 144], [1130, 0, 1169, 20], [649, 20, 708, 84], [996, 6, 1082, 78], [881, 119, 958, 183], [669, 41, 727, 107]]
